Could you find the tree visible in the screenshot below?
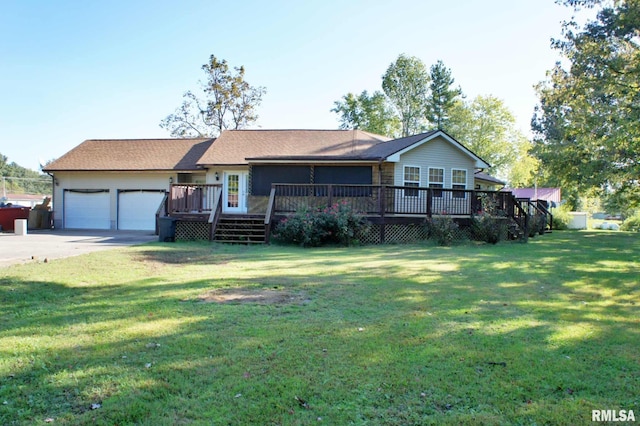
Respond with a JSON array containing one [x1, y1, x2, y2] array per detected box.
[[331, 90, 400, 137], [532, 0, 640, 209], [382, 54, 430, 137], [0, 153, 50, 195], [448, 95, 531, 181], [160, 55, 266, 137], [426, 60, 463, 130], [508, 138, 540, 188]]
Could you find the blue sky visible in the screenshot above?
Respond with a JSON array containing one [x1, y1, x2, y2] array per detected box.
[[1, 0, 583, 171]]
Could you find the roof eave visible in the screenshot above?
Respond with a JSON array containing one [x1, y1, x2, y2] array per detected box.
[[43, 168, 205, 173]]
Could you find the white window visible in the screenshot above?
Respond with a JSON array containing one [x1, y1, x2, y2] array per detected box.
[[403, 166, 420, 197], [428, 168, 444, 197], [452, 169, 467, 198]]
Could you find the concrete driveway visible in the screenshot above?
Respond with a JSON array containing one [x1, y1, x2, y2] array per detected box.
[[0, 229, 158, 267]]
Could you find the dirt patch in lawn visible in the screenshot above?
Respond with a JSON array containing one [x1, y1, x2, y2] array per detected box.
[[196, 288, 308, 305]]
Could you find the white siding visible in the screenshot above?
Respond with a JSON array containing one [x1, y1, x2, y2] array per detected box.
[[393, 136, 475, 188]]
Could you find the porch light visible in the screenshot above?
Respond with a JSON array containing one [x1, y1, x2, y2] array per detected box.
[[215, 172, 219, 181], [169, 176, 173, 184]]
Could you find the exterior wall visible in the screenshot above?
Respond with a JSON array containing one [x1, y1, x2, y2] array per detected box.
[[379, 163, 394, 186], [52, 171, 174, 229], [393, 136, 475, 189], [205, 167, 236, 184]]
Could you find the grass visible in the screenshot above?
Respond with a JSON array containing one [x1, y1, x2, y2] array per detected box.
[[0, 231, 638, 425]]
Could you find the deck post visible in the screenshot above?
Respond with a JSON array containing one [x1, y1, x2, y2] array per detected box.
[[327, 184, 333, 207], [379, 186, 386, 244], [426, 188, 433, 218]]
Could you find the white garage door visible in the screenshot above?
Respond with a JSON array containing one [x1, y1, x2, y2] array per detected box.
[[64, 190, 111, 229], [118, 191, 166, 231]]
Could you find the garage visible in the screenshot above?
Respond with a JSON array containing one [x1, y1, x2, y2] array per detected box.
[[118, 190, 166, 231], [64, 190, 111, 229]]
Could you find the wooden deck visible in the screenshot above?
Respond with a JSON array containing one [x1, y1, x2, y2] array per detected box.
[[161, 183, 552, 243]]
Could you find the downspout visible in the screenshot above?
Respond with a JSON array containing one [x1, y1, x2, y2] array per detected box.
[[45, 171, 55, 229]]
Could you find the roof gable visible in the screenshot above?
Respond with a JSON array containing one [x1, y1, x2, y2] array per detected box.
[[44, 138, 214, 172], [361, 130, 490, 168]]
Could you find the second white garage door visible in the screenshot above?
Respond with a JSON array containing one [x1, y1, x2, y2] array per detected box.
[[118, 190, 166, 231]]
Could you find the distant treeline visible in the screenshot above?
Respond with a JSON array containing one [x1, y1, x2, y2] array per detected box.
[[1, 153, 51, 195]]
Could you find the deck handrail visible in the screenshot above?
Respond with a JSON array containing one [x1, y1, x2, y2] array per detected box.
[[271, 184, 516, 218], [208, 188, 223, 240], [517, 197, 553, 233], [265, 187, 276, 225], [169, 183, 222, 213], [154, 192, 169, 235]]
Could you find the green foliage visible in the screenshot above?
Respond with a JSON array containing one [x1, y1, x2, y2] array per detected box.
[[273, 201, 368, 247], [621, 213, 640, 232], [447, 95, 532, 180], [160, 54, 266, 137], [426, 60, 462, 130], [424, 215, 460, 246], [603, 185, 640, 218], [551, 205, 572, 230], [331, 90, 401, 137], [469, 193, 509, 243], [532, 0, 640, 207], [471, 213, 509, 244], [0, 153, 50, 195], [382, 54, 430, 137], [527, 214, 548, 237], [507, 138, 540, 188]]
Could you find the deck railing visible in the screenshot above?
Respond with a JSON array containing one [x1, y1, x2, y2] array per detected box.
[[272, 184, 518, 218], [169, 184, 221, 213], [517, 198, 553, 232], [168, 183, 542, 236]]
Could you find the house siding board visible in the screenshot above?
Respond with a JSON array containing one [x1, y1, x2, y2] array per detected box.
[[395, 137, 475, 188], [380, 163, 394, 186]]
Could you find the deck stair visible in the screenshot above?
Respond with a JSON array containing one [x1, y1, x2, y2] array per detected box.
[[508, 221, 527, 241], [213, 215, 266, 244]]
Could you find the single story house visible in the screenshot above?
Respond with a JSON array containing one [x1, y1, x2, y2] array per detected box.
[[197, 129, 490, 215], [45, 129, 539, 242]]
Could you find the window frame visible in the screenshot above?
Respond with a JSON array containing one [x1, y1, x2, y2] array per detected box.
[[428, 167, 444, 198], [451, 168, 467, 199], [403, 165, 421, 197]]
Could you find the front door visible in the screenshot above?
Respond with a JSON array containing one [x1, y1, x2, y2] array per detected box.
[[223, 171, 248, 213]]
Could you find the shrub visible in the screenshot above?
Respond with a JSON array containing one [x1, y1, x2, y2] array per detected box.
[[621, 213, 640, 232], [425, 215, 460, 246], [272, 208, 325, 247], [527, 214, 548, 237], [471, 213, 508, 244], [273, 201, 368, 247], [550, 205, 571, 230]]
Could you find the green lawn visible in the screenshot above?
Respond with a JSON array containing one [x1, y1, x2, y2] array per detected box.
[[1, 231, 638, 425]]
